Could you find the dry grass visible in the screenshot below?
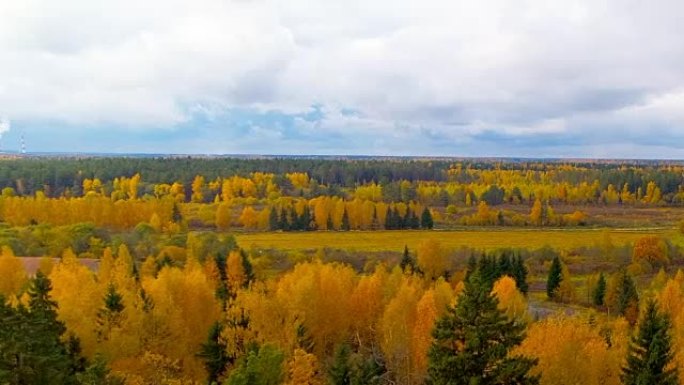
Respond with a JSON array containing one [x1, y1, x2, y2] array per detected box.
[[235, 228, 676, 252]]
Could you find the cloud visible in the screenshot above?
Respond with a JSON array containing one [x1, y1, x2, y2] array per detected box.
[[1, 0, 684, 156]]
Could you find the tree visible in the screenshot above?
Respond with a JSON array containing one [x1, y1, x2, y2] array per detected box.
[[341, 209, 351, 231], [328, 344, 352, 385], [546, 256, 562, 300], [224, 344, 284, 385], [622, 300, 678, 385], [427, 270, 539, 385], [633, 236, 669, 268], [96, 284, 125, 341], [421, 207, 434, 229], [617, 272, 640, 324], [593, 273, 606, 306], [0, 272, 82, 384], [197, 321, 229, 384], [0, 246, 27, 296], [417, 239, 448, 280], [399, 245, 417, 273]]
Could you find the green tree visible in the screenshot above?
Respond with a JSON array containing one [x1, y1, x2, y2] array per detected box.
[[421, 207, 434, 229], [546, 256, 562, 300], [198, 321, 230, 385], [224, 344, 284, 385], [427, 270, 539, 385], [0, 272, 82, 384], [618, 271, 640, 323], [593, 273, 606, 306], [328, 344, 352, 385], [96, 284, 125, 342], [341, 209, 351, 231], [399, 245, 417, 273], [621, 300, 678, 385]]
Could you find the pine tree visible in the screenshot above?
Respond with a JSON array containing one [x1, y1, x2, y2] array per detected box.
[[399, 245, 417, 273], [96, 284, 125, 342], [198, 321, 230, 385], [546, 256, 562, 300], [329, 344, 352, 385], [512, 254, 529, 295], [269, 207, 279, 231], [593, 273, 606, 306], [621, 300, 678, 385], [172, 202, 183, 223], [0, 271, 82, 384], [618, 271, 640, 322], [341, 209, 350, 231], [427, 270, 538, 385], [421, 207, 434, 229], [465, 254, 478, 281]]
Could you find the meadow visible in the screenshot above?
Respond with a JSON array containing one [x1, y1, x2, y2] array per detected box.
[[235, 227, 677, 252]]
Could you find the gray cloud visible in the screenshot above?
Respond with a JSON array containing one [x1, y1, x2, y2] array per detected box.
[[1, 0, 684, 156]]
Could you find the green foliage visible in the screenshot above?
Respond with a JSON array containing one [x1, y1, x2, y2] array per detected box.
[[420, 208, 434, 229], [223, 344, 284, 385], [593, 273, 606, 306], [328, 344, 384, 385], [622, 300, 678, 385], [198, 322, 230, 384], [399, 245, 417, 273], [0, 272, 85, 384], [618, 271, 639, 318], [546, 256, 562, 299], [76, 356, 124, 385], [427, 270, 539, 385]]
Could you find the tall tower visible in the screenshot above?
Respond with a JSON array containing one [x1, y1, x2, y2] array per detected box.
[[20, 133, 26, 155]]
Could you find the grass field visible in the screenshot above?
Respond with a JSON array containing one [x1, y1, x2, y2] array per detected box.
[[235, 228, 677, 252]]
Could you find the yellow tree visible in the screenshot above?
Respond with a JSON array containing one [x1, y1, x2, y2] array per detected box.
[[0, 246, 27, 296], [215, 202, 232, 231], [239, 206, 259, 230], [285, 349, 324, 385], [191, 175, 205, 203], [416, 239, 449, 280], [492, 276, 529, 321]]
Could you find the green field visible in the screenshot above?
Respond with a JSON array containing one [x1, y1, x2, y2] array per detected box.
[[235, 228, 677, 252]]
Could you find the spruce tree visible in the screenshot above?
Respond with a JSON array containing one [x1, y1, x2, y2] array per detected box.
[[465, 254, 478, 281], [268, 207, 279, 231], [427, 270, 539, 385], [400, 245, 416, 273], [546, 256, 562, 300], [329, 344, 352, 385], [622, 300, 678, 385], [198, 321, 230, 385], [593, 273, 606, 307], [0, 271, 83, 384], [618, 271, 640, 321], [421, 207, 434, 229], [512, 254, 529, 295], [341, 209, 351, 231], [96, 284, 125, 342]]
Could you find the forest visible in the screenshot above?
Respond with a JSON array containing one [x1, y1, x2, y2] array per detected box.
[[1, 156, 684, 384]]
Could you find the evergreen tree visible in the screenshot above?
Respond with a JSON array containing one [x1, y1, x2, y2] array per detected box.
[[427, 270, 538, 385], [198, 321, 230, 385], [593, 273, 606, 307], [618, 271, 640, 320], [421, 207, 434, 229], [329, 344, 352, 385], [239, 249, 255, 285], [171, 202, 183, 223], [399, 245, 417, 273], [279, 207, 290, 231], [0, 272, 82, 384], [622, 300, 678, 385], [465, 254, 478, 281], [268, 207, 279, 231], [341, 209, 351, 231], [546, 256, 562, 300], [96, 284, 125, 341], [326, 214, 334, 231], [512, 254, 529, 295]]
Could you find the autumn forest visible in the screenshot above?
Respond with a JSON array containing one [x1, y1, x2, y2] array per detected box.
[[2, 157, 684, 384]]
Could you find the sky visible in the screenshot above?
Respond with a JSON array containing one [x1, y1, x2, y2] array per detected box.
[[1, 0, 684, 158]]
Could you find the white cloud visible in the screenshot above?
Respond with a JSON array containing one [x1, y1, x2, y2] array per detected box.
[[1, 0, 684, 154]]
